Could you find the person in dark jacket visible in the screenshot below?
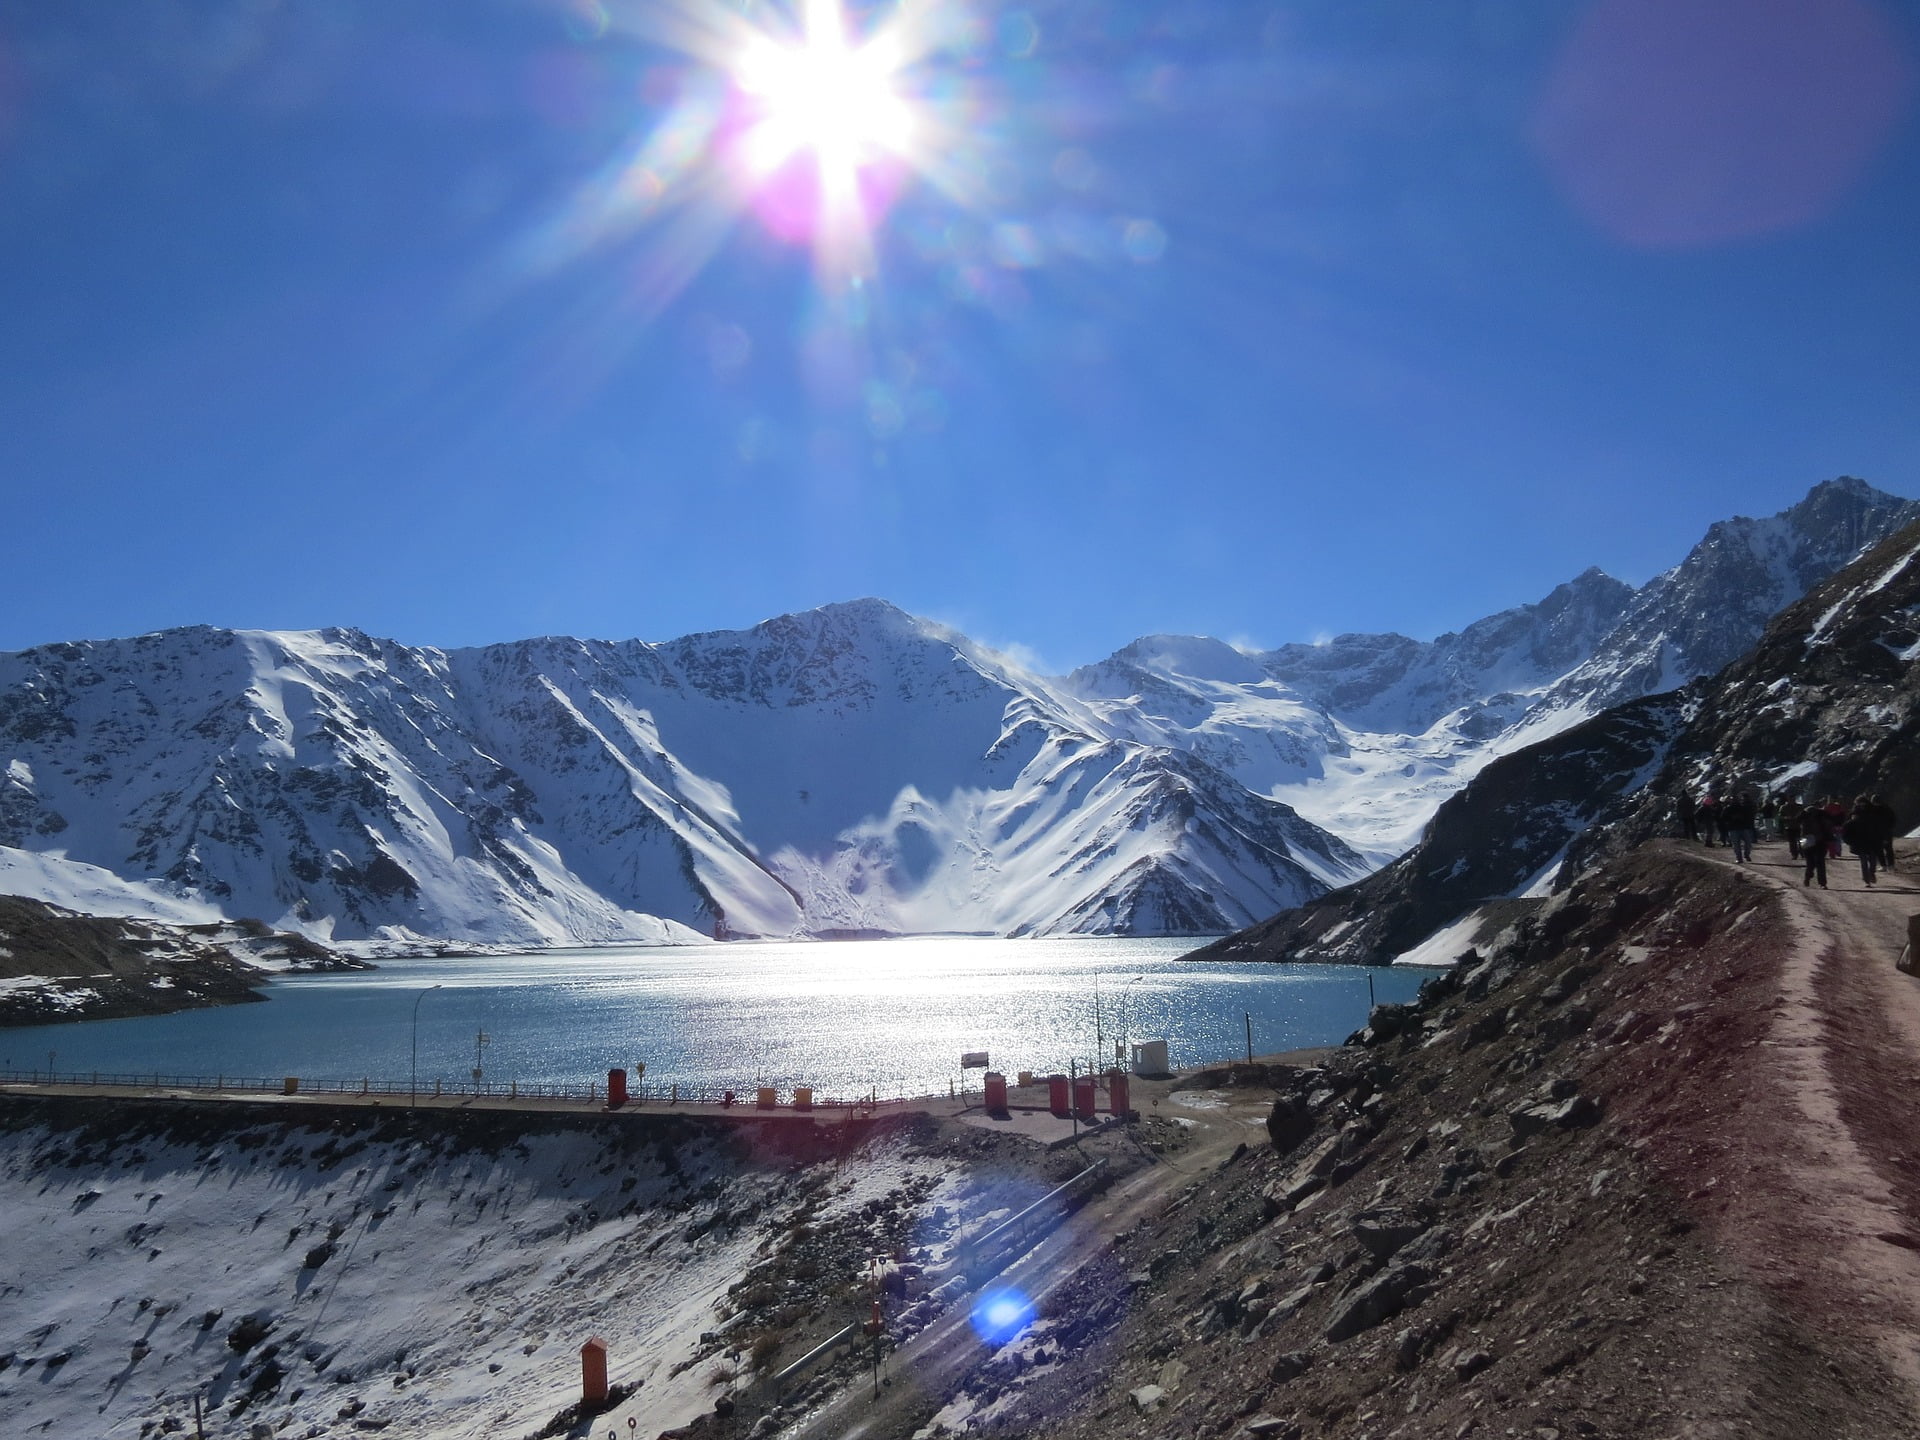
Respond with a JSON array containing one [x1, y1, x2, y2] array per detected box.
[[1779, 798, 1803, 859], [1760, 795, 1779, 840], [1866, 794, 1899, 871], [1699, 794, 1720, 846], [1800, 803, 1833, 888], [1677, 791, 1699, 842], [1722, 794, 1757, 863], [1843, 798, 1880, 887]]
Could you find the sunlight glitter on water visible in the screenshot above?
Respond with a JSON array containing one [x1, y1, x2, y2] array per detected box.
[[1, 937, 1430, 1100]]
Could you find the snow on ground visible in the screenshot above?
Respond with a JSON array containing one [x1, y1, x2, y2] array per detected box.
[[1391, 912, 1485, 968], [0, 1108, 969, 1440], [0, 847, 226, 927]]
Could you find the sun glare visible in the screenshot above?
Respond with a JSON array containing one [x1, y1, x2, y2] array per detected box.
[[729, 0, 918, 246], [737, 26, 912, 176]]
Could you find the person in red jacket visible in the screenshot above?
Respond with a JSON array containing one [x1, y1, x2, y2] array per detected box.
[[1823, 797, 1847, 860]]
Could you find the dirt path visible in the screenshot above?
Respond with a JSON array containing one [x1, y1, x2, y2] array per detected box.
[[1696, 838, 1920, 1393]]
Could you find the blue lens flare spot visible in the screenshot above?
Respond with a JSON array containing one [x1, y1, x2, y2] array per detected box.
[[969, 1286, 1035, 1344]]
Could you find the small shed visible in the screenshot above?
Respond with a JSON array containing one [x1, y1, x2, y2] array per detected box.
[[1130, 1039, 1170, 1078]]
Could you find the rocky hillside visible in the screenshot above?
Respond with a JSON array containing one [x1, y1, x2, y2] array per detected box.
[[1196, 515, 1920, 968], [911, 842, 1920, 1440], [1569, 517, 1920, 871], [0, 897, 361, 1027], [1187, 692, 1687, 968]]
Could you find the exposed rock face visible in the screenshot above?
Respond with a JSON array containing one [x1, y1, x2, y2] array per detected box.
[[1540, 474, 1920, 717], [1189, 692, 1686, 965]]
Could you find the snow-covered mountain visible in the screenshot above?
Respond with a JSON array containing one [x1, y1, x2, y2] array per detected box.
[[0, 602, 1363, 945], [0, 477, 1910, 948], [1067, 477, 1920, 857], [1198, 511, 1920, 968]]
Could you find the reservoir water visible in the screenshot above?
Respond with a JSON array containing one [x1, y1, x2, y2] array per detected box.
[[0, 937, 1432, 1101]]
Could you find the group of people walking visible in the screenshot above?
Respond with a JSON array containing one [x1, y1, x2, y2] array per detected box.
[[1678, 789, 1900, 888]]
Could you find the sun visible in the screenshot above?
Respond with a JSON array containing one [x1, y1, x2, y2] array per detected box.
[[736, 7, 914, 177], [728, 0, 919, 246]]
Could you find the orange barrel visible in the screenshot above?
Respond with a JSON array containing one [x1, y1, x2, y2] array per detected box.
[[1048, 1073, 1070, 1116], [1106, 1067, 1130, 1117], [983, 1071, 1008, 1112], [606, 1068, 627, 1108], [1073, 1074, 1096, 1119]]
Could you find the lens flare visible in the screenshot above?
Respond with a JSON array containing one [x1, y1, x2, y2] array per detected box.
[[969, 1286, 1036, 1344], [728, 0, 921, 253]]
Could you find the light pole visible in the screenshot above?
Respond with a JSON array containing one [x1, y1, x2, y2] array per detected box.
[[411, 984, 443, 1108], [1116, 973, 1149, 1071]]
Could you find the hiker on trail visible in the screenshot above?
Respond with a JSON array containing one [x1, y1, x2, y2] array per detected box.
[[1722, 794, 1758, 864], [1780, 798, 1804, 859], [1678, 791, 1699, 842], [1823, 797, 1847, 858], [1866, 794, 1899, 871], [1800, 804, 1834, 888], [1699, 794, 1720, 846], [1760, 795, 1779, 840], [1843, 798, 1881, 887]]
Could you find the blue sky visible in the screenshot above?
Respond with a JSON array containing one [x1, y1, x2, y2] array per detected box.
[[2, 0, 1916, 671]]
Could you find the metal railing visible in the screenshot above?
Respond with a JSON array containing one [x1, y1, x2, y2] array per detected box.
[[0, 1068, 920, 1111]]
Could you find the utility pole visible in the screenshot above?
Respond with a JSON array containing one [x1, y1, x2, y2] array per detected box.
[[1245, 1011, 1253, 1065]]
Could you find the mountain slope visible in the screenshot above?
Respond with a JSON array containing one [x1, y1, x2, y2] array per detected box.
[[1194, 515, 1920, 966], [1068, 477, 1918, 857], [0, 604, 1362, 945]]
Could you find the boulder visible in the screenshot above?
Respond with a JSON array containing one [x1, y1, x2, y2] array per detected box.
[[1128, 1384, 1166, 1414], [1352, 1207, 1428, 1260], [1324, 1263, 1433, 1343], [1508, 1096, 1600, 1139]]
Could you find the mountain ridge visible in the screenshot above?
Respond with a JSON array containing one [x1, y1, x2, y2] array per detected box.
[[0, 477, 1913, 948]]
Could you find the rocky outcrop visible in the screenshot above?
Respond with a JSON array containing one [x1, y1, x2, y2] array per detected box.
[[0, 896, 362, 1026], [1188, 690, 1686, 965]]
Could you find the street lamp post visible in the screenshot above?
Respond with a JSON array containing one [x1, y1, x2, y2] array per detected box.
[[411, 984, 443, 1108], [1116, 973, 1149, 1071]]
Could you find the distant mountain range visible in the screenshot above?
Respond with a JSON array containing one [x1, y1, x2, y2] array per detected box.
[[1195, 503, 1920, 967], [1, 477, 1914, 947]]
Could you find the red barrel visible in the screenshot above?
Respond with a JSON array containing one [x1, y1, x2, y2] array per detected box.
[[606, 1068, 627, 1109], [1047, 1073, 1070, 1116], [1106, 1067, 1130, 1117], [984, 1071, 1008, 1113], [1073, 1074, 1096, 1120]]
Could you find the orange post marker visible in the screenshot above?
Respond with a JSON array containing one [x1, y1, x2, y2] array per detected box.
[[581, 1336, 609, 1407]]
